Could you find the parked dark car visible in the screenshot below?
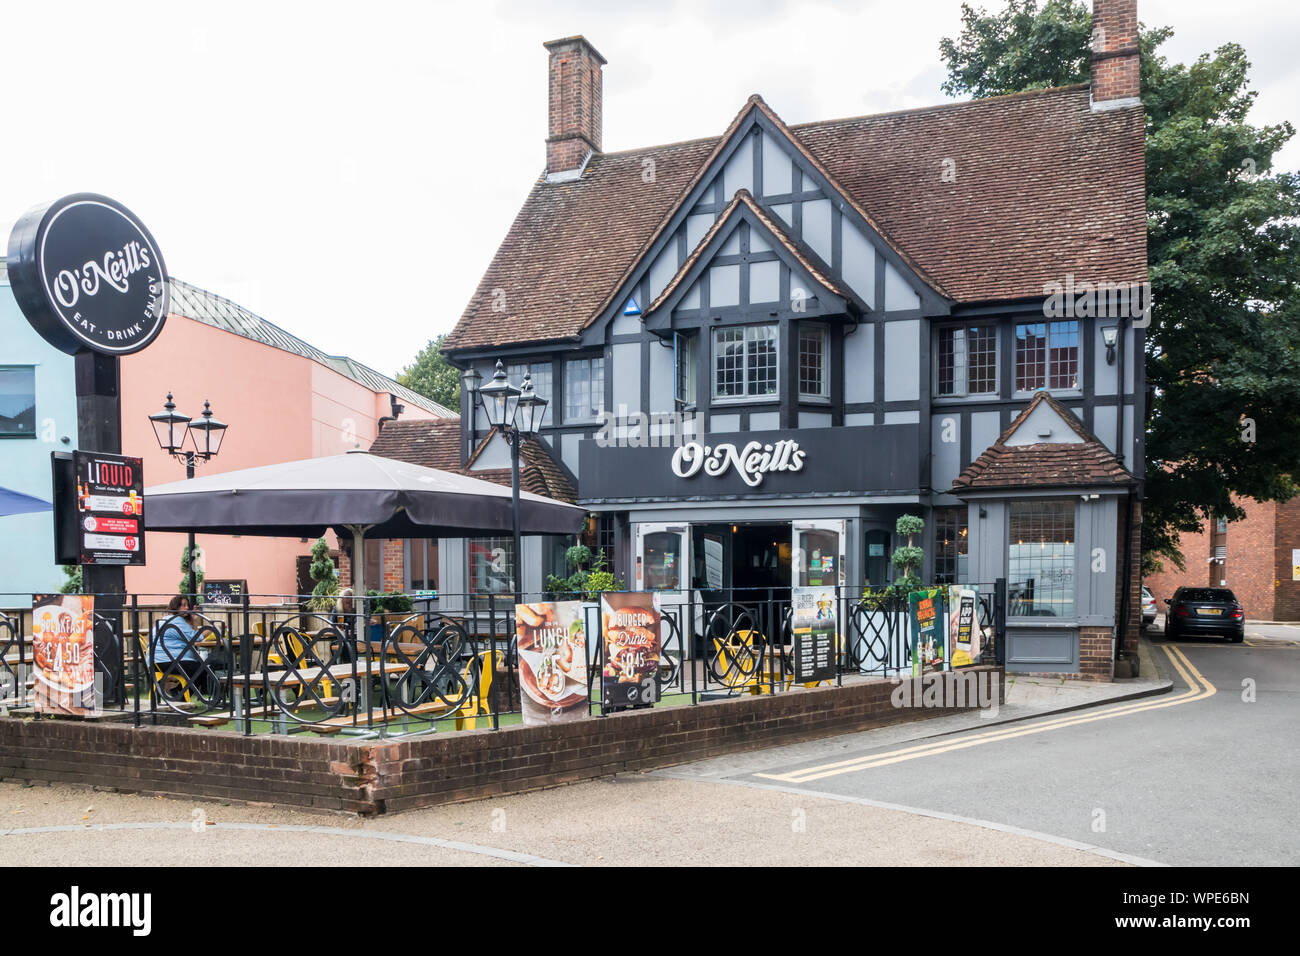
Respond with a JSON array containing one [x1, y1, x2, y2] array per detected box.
[[1164, 587, 1245, 642]]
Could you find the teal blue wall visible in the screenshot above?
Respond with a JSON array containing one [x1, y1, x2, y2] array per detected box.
[[0, 265, 78, 599]]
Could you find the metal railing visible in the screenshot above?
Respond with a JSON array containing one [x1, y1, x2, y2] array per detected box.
[[0, 582, 1005, 737]]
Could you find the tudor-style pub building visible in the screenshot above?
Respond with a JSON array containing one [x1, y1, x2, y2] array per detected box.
[[394, 0, 1147, 679]]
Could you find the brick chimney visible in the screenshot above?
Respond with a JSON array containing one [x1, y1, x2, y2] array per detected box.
[[543, 36, 606, 178], [1090, 0, 1140, 109]]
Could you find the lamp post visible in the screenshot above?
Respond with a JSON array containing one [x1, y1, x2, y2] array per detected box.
[[465, 360, 547, 604], [149, 393, 228, 599]]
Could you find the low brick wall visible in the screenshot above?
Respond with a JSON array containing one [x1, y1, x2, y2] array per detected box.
[[0, 667, 1002, 815]]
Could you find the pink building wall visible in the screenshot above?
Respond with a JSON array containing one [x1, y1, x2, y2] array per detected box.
[[119, 314, 437, 600]]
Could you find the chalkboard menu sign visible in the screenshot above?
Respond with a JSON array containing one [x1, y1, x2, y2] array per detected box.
[[791, 586, 836, 683], [203, 580, 248, 605], [73, 451, 145, 566]]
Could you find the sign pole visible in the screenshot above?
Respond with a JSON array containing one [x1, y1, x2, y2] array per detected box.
[[74, 351, 126, 704]]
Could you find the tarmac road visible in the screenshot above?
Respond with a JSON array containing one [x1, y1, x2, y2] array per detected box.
[[664, 627, 1300, 866]]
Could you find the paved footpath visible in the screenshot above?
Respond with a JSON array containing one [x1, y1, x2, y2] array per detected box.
[[0, 638, 1205, 868]]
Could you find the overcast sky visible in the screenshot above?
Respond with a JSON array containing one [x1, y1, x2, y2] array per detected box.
[[3, 1, 1296, 379]]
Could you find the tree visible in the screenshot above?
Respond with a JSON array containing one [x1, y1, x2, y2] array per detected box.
[[307, 536, 339, 611], [398, 333, 461, 410], [179, 544, 204, 596], [939, 2, 1300, 572], [892, 515, 926, 593]]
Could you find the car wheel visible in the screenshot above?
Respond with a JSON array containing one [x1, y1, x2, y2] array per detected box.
[[1230, 631, 1244, 644]]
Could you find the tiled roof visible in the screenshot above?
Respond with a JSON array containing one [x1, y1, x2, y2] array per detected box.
[[168, 278, 455, 419], [444, 85, 1145, 351], [952, 392, 1134, 493], [368, 419, 577, 504]]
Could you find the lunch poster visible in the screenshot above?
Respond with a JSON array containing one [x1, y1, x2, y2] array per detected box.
[[31, 594, 96, 715], [600, 592, 662, 709], [908, 588, 947, 675], [515, 601, 588, 726]]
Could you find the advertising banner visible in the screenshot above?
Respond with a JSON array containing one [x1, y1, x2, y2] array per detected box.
[[791, 586, 837, 683], [950, 587, 981, 667], [74, 451, 145, 566], [31, 594, 96, 715], [601, 592, 662, 710], [515, 601, 589, 726], [908, 588, 948, 676]]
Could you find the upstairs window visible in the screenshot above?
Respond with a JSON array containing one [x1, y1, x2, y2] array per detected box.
[[564, 357, 605, 421], [674, 333, 696, 407], [936, 325, 997, 397], [1015, 320, 1079, 392], [798, 326, 829, 399], [0, 367, 36, 438], [713, 325, 777, 400], [507, 362, 553, 426]]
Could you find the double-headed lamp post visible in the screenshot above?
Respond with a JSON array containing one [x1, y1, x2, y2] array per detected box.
[[149, 393, 228, 598], [465, 360, 547, 604]]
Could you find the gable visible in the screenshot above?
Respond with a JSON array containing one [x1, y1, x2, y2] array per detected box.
[[643, 190, 853, 327], [1005, 399, 1086, 446], [580, 98, 938, 346]]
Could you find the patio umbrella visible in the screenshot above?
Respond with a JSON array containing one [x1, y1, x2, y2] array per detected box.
[[0, 486, 51, 518], [143, 449, 585, 599]]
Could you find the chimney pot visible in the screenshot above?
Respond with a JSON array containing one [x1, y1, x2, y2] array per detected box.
[[543, 35, 606, 177], [1090, 0, 1141, 108]]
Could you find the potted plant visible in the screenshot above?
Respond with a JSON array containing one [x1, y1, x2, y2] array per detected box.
[[545, 544, 623, 658]]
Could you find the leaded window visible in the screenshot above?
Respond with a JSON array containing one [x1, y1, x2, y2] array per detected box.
[[1008, 500, 1075, 618], [507, 362, 554, 426], [799, 326, 829, 398], [1015, 320, 1079, 392], [933, 507, 969, 584], [713, 325, 778, 400], [936, 326, 997, 397], [563, 358, 604, 421]]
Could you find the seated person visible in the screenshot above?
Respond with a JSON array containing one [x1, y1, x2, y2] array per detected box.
[[151, 595, 211, 698]]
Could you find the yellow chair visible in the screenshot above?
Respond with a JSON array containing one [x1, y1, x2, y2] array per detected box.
[[137, 631, 193, 704], [454, 649, 505, 730]]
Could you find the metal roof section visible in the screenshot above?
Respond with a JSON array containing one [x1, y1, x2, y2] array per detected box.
[[167, 277, 454, 418]]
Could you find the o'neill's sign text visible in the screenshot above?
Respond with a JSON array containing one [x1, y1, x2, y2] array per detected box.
[[671, 439, 805, 488], [6, 193, 169, 356]]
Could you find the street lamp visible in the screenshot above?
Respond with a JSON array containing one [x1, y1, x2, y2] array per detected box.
[[149, 393, 228, 598], [465, 360, 547, 603], [460, 366, 483, 442]]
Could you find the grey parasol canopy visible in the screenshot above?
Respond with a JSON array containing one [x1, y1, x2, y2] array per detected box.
[[144, 449, 585, 598]]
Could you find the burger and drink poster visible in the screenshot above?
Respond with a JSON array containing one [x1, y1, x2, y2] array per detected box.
[[31, 594, 96, 715], [600, 592, 663, 710], [75, 451, 145, 565]]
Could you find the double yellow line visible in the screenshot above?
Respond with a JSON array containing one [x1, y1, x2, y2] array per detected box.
[[755, 646, 1214, 784]]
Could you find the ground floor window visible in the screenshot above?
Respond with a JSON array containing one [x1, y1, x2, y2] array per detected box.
[[1008, 500, 1075, 618], [933, 507, 969, 584], [405, 539, 438, 595], [363, 539, 386, 594], [469, 536, 515, 605]]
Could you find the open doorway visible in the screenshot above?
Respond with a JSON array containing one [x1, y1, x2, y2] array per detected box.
[[690, 522, 792, 592]]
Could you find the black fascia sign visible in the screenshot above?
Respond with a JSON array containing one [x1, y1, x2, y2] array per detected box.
[[6, 193, 169, 355]]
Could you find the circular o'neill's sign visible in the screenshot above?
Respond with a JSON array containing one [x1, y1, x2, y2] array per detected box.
[[6, 193, 168, 355]]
